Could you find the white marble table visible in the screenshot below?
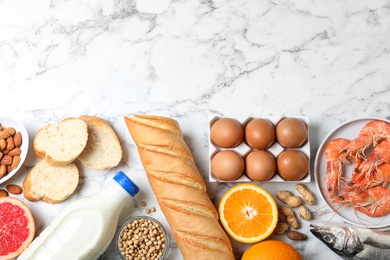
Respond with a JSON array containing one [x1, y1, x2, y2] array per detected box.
[[2, 0, 390, 259]]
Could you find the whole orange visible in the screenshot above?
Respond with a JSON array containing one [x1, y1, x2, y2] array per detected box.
[[241, 240, 302, 260]]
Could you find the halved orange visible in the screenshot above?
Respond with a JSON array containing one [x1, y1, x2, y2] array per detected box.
[[218, 183, 278, 243]]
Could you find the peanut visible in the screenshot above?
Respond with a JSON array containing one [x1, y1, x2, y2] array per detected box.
[[296, 184, 315, 205], [298, 205, 312, 220], [279, 206, 300, 229], [276, 190, 293, 202], [287, 230, 307, 240], [276, 190, 303, 207], [273, 221, 289, 235]]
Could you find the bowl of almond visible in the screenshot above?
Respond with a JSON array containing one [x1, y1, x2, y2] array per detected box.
[[0, 117, 29, 184]]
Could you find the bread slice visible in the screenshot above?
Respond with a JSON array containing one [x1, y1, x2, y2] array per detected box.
[[34, 118, 88, 166], [77, 115, 122, 170], [23, 159, 79, 204]]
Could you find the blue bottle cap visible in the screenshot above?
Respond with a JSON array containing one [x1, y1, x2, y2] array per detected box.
[[114, 171, 140, 197]]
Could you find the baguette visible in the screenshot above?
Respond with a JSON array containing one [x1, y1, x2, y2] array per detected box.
[[124, 114, 235, 260]]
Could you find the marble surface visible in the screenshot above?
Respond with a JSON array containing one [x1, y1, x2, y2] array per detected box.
[[2, 0, 390, 259]]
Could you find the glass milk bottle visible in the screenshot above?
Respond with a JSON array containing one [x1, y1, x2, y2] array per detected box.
[[18, 171, 140, 260]]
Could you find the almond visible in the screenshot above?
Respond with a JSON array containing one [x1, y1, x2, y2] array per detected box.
[[0, 155, 12, 165], [0, 139, 6, 151], [8, 148, 21, 157], [3, 127, 15, 136], [0, 189, 8, 197], [287, 230, 307, 240], [13, 132, 22, 147], [0, 151, 2, 160], [0, 164, 6, 178], [0, 131, 10, 140], [8, 156, 20, 172], [6, 136, 14, 150], [6, 184, 22, 194]]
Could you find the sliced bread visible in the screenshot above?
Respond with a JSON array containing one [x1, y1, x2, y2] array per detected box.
[[34, 117, 88, 166], [23, 159, 79, 204], [77, 115, 122, 170]]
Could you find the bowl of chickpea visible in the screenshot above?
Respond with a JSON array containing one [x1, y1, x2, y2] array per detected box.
[[116, 216, 170, 260]]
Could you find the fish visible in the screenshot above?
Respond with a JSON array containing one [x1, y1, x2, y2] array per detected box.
[[310, 222, 390, 260]]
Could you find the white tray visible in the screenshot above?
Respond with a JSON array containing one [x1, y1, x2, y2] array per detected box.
[[208, 115, 310, 183]]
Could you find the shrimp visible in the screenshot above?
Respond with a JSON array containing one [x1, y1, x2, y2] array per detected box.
[[343, 163, 390, 192], [356, 139, 390, 175], [325, 138, 350, 199], [332, 186, 390, 217], [339, 120, 390, 161]]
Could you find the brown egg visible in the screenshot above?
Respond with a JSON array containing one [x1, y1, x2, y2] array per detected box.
[[244, 118, 275, 149], [210, 118, 243, 148], [276, 118, 308, 148], [211, 150, 244, 181], [245, 150, 276, 181], [277, 150, 308, 181]]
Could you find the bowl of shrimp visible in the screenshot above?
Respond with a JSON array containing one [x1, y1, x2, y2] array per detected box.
[[314, 117, 390, 229]]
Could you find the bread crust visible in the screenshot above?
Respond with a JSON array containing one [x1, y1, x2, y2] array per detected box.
[[33, 117, 88, 166], [77, 115, 122, 169], [124, 114, 235, 260], [23, 159, 79, 204]]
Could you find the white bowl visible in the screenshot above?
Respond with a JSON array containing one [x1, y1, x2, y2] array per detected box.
[[0, 117, 29, 184]]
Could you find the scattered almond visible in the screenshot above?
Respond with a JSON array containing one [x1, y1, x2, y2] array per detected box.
[[6, 184, 23, 195], [0, 189, 8, 197], [287, 230, 307, 240]]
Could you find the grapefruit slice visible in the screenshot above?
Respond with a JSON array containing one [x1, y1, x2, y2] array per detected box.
[[0, 196, 35, 259]]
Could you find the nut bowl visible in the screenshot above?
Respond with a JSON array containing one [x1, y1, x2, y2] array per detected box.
[[0, 117, 29, 184], [116, 216, 170, 260]]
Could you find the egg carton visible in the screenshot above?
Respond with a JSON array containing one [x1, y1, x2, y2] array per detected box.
[[208, 115, 311, 183]]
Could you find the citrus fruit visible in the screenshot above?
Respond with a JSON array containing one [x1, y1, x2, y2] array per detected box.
[[0, 196, 35, 259], [242, 240, 302, 260], [218, 183, 278, 243]]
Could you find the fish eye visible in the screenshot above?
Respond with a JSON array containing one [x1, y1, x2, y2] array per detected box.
[[323, 234, 334, 244]]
